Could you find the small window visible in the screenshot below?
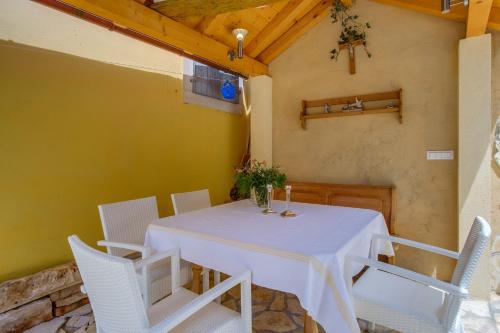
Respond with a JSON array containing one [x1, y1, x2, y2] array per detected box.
[[192, 62, 239, 104], [183, 59, 242, 114]]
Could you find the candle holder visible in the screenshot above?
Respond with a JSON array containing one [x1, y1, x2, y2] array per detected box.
[[280, 185, 296, 217], [262, 184, 276, 214]]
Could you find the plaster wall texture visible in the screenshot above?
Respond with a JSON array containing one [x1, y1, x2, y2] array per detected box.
[[458, 34, 491, 298], [491, 32, 500, 292], [0, 0, 245, 281], [270, 0, 464, 280], [492, 32, 500, 246], [250, 75, 274, 165], [0, 0, 182, 78]]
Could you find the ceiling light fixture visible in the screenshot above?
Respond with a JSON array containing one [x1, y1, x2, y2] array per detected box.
[[228, 28, 248, 61]]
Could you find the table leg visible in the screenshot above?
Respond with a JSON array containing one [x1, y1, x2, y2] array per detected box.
[[304, 313, 319, 333], [191, 264, 203, 294]]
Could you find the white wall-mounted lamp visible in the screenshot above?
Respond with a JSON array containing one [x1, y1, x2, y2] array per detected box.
[[228, 28, 248, 61], [441, 0, 468, 13]]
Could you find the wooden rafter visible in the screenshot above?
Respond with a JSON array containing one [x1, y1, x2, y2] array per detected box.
[[199, 13, 231, 38], [245, 0, 320, 58], [489, 7, 500, 29], [258, 0, 331, 64], [371, 0, 467, 21], [371, 0, 500, 32], [150, 0, 283, 20], [466, 0, 494, 37], [52, 0, 268, 76], [195, 16, 216, 32]]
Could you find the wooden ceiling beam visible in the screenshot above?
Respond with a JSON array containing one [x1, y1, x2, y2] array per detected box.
[[53, 0, 267, 76], [195, 16, 216, 33], [245, 0, 321, 58], [258, 0, 331, 64], [199, 13, 230, 37], [150, 0, 283, 20], [466, 0, 494, 37], [370, 0, 467, 22], [134, 0, 153, 5], [370, 0, 500, 32], [488, 7, 500, 29]]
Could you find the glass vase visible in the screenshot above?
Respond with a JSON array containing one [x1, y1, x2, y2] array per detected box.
[[251, 186, 270, 208]]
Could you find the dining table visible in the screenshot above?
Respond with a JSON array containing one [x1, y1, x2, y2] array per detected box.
[[145, 199, 393, 333]]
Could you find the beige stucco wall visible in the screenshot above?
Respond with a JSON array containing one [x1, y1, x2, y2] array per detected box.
[[458, 34, 491, 298], [492, 32, 500, 246], [270, 0, 464, 279], [492, 33, 500, 291], [250, 75, 274, 165]]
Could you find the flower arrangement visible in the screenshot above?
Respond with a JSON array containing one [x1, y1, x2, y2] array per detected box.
[[234, 160, 287, 207]]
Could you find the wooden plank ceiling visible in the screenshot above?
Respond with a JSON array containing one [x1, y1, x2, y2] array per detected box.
[[43, 0, 499, 76], [147, 0, 330, 65]]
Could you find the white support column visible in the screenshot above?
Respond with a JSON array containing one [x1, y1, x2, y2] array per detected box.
[[249, 75, 273, 165], [458, 34, 492, 299]]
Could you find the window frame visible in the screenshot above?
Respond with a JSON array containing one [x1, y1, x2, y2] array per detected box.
[[182, 59, 242, 114]]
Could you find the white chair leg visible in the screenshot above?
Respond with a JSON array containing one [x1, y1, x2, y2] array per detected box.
[[240, 272, 252, 333], [214, 271, 221, 303], [142, 265, 151, 307], [202, 267, 210, 293]]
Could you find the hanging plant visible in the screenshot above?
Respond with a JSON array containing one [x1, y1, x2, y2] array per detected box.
[[330, 0, 371, 61]]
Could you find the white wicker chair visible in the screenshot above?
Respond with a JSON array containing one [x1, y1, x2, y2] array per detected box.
[[345, 216, 491, 333], [68, 235, 252, 333], [171, 189, 212, 215], [171, 190, 220, 295], [98, 196, 190, 306]]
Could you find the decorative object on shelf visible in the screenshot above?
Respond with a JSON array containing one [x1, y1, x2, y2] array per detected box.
[[330, 0, 371, 75], [341, 97, 363, 112], [324, 104, 332, 113], [234, 160, 287, 207], [262, 184, 277, 214], [280, 185, 296, 218], [300, 89, 402, 130], [228, 28, 248, 61], [220, 80, 237, 100]]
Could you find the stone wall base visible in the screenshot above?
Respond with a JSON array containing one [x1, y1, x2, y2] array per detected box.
[[0, 262, 90, 333]]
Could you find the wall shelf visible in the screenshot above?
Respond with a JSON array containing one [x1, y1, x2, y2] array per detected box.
[[300, 89, 403, 129]]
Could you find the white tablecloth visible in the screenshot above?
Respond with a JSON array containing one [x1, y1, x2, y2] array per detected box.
[[145, 199, 392, 333]]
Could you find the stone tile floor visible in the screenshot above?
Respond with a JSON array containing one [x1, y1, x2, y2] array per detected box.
[[30, 286, 500, 333], [222, 284, 313, 333], [461, 292, 500, 333], [222, 285, 500, 333]]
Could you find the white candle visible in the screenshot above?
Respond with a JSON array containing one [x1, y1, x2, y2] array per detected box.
[[285, 185, 291, 211], [266, 184, 273, 209]]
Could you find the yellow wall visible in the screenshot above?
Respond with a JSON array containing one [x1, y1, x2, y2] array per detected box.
[[270, 0, 463, 279], [0, 41, 246, 281]]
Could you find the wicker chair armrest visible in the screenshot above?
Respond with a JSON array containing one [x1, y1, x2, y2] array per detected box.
[[346, 255, 467, 298], [151, 270, 252, 333], [133, 248, 179, 271], [97, 240, 152, 258], [371, 234, 459, 259]]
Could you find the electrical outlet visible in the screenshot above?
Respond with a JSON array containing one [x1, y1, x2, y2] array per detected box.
[[427, 150, 454, 160]]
